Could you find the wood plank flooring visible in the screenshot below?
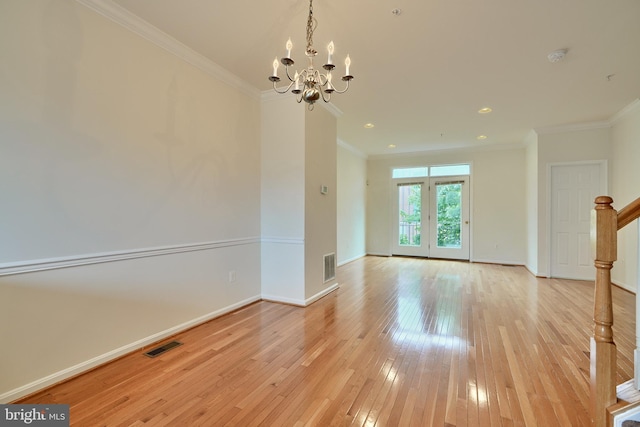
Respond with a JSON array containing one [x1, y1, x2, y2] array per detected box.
[[18, 256, 636, 426]]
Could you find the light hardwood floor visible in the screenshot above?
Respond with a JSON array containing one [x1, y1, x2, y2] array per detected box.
[[19, 256, 636, 426]]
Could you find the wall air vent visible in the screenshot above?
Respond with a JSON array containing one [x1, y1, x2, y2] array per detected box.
[[324, 252, 336, 283], [144, 340, 182, 358]]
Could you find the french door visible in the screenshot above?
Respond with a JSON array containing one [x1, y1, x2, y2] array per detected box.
[[392, 176, 470, 260], [393, 181, 428, 257], [428, 176, 470, 260]]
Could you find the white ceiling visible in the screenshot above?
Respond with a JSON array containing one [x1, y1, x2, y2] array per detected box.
[[109, 0, 640, 156]]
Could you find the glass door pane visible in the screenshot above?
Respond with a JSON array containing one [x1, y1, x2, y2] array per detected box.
[[398, 184, 422, 247], [435, 182, 462, 249]]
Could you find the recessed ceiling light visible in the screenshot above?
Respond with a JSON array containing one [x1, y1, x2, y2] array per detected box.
[[477, 135, 488, 140], [478, 107, 492, 114], [388, 144, 396, 148], [364, 123, 375, 128]]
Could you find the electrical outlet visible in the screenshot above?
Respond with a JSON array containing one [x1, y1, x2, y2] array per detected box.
[[228, 270, 236, 282]]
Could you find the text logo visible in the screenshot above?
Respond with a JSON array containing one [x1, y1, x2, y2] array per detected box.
[[0, 405, 69, 426]]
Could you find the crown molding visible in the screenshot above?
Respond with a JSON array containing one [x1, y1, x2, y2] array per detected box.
[[76, 0, 260, 100], [367, 141, 526, 160], [534, 120, 611, 135], [535, 98, 640, 135], [337, 139, 368, 159], [320, 102, 343, 118], [610, 98, 640, 124]]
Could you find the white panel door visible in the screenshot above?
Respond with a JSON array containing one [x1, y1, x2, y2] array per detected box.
[[550, 163, 603, 280]]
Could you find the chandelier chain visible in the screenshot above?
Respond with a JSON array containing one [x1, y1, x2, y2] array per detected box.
[[305, 0, 317, 56]]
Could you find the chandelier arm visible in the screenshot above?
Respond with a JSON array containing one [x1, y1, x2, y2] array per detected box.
[[328, 79, 351, 94], [272, 80, 295, 94], [284, 65, 297, 82], [320, 90, 331, 103]]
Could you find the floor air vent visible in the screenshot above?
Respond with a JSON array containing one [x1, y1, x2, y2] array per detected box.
[[144, 340, 182, 358], [324, 252, 336, 283]]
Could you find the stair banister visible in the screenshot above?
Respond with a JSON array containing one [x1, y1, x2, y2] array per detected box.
[[591, 196, 618, 427], [591, 196, 640, 426], [617, 197, 640, 230]]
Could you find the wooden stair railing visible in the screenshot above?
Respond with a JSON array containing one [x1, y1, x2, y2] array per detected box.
[[592, 196, 640, 427]]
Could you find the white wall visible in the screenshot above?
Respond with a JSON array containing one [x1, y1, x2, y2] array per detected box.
[[0, 1, 261, 401], [305, 108, 338, 301], [472, 149, 527, 263], [337, 143, 367, 265], [260, 98, 339, 305], [611, 100, 640, 291], [366, 147, 527, 264], [535, 127, 612, 277], [525, 131, 539, 274], [260, 97, 306, 303], [366, 157, 393, 256]]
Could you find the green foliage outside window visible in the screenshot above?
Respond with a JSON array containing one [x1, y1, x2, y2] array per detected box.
[[436, 184, 461, 247], [400, 185, 421, 246]]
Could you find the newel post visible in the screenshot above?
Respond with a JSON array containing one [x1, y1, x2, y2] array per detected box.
[[590, 196, 618, 427]]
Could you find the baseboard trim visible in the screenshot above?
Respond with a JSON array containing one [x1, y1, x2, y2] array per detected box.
[[524, 263, 539, 277], [472, 258, 526, 266], [366, 252, 391, 257], [261, 294, 306, 307], [338, 254, 366, 267], [612, 279, 635, 294], [262, 283, 339, 307], [1, 295, 261, 403], [305, 283, 339, 305]]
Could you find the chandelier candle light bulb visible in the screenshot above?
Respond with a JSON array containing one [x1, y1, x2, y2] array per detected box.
[[327, 41, 334, 64], [345, 55, 351, 76], [286, 38, 292, 59], [272, 57, 279, 77]]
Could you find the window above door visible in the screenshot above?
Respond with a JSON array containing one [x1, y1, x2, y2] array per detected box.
[[392, 164, 470, 179]]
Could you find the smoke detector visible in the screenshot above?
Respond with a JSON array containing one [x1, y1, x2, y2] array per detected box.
[[547, 49, 568, 63]]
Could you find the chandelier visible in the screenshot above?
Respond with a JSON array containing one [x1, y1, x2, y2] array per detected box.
[[268, 0, 353, 110]]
